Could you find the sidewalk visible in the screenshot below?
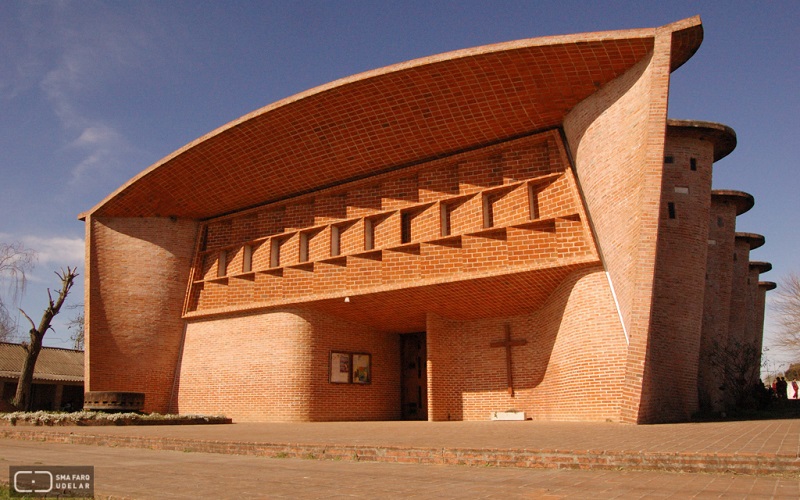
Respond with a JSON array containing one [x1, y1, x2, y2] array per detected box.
[[2, 438, 800, 499], [1, 418, 799, 475]]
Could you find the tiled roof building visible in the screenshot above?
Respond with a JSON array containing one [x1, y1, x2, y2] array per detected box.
[[0, 343, 84, 411], [80, 16, 772, 423]]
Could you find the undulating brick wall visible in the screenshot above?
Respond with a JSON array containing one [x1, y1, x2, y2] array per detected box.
[[427, 266, 627, 422], [563, 26, 697, 423], [729, 237, 756, 352], [85, 216, 197, 413], [722, 235, 765, 406], [84, 18, 772, 424], [174, 309, 400, 422], [644, 133, 714, 422], [753, 282, 772, 386], [698, 196, 740, 412]]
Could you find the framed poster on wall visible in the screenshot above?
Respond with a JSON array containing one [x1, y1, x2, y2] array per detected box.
[[330, 352, 351, 383], [352, 353, 371, 384]]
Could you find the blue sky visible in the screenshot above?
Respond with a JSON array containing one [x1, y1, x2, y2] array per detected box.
[[0, 1, 797, 371]]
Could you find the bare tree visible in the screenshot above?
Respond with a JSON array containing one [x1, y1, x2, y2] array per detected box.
[[709, 338, 767, 411], [12, 267, 78, 411], [66, 304, 85, 351], [772, 272, 800, 358], [0, 242, 37, 342]]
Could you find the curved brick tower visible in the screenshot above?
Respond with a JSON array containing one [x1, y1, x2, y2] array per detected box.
[[80, 16, 772, 423]]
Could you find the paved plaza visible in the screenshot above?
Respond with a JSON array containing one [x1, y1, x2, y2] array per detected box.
[[0, 419, 798, 498]]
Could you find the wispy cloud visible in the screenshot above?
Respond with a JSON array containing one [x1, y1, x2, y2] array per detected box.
[[0, 233, 83, 288], [4, 2, 157, 188], [64, 123, 132, 186], [19, 235, 84, 267], [40, 40, 139, 187]]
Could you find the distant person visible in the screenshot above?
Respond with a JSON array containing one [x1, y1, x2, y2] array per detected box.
[[793, 380, 798, 399], [777, 377, 788, 400]]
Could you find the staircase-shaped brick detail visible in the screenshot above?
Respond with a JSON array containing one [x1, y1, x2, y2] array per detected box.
[[184, 131, 599, 317]]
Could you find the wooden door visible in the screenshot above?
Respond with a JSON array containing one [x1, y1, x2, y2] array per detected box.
[[401, 332, 427, 420]]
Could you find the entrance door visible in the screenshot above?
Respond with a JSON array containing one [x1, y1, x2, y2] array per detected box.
[[401, 332, 427, 420]]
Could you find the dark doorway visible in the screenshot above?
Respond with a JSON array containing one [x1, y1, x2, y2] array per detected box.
[[401, 332, 427, 420]]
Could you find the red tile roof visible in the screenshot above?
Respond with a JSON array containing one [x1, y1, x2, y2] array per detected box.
[[0, 343, 83, 383]]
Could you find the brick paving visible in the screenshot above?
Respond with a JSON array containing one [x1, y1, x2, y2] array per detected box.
[[1, 418, 799, 477], [1, 439, 799, 499]]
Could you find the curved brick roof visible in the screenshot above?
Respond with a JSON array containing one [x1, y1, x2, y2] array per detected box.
[[711, 189, 754, 215], [84, 17, 701, 220], [666, 119, 737, 161]]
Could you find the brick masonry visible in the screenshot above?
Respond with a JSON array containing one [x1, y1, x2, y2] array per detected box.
[[2, 425, 798, 476], [82, 17, 773, 424]]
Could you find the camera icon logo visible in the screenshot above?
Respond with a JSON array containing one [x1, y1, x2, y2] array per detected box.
[[13, 470, 53, 494]]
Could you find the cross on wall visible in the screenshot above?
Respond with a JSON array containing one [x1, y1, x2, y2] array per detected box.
[[490, 324, 528, 397]]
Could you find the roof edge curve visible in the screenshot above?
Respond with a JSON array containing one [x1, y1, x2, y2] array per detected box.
[[749, 261, 773, 274], [711, 189, 754, 215], [667, 119, 737, 161], [82, 17, 702, 220], [735, 232, 765, 250]]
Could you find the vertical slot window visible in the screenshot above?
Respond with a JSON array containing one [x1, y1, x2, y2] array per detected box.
[[299, 233, 309, 262], [331, 226, 341, 257], [364, 219, 375, 251], [667, 202, 676, 219], [401, 212, 413, 244], [217, 251, 227, 277], [440, 203, 451, 237], [528, 184, 540, 220], [270, 239, 281, 268], [690, 158, 697, 171], [242, 245, 252, 273], [482, 194, 494, 228]]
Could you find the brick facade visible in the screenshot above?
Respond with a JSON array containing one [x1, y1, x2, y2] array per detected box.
[[81, 17, 772, 423]]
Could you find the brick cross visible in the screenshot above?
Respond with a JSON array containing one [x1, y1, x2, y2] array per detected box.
[[490, 324, 527, 397]]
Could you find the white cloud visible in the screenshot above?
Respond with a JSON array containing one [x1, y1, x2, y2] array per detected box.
[[65, 123, 131, 185], [27, 5, 151, 188], [19, 235, 84, 267]]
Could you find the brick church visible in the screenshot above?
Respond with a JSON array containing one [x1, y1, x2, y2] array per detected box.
[[80, 16, 773, 424]]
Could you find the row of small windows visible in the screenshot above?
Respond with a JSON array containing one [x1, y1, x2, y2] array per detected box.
[[215, 182, 545, 275], [664, 156, 697, 171]]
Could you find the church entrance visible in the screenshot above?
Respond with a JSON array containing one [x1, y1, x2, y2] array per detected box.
[[400, 332, 427, 420]]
